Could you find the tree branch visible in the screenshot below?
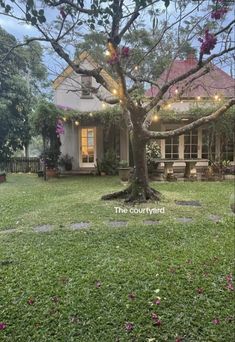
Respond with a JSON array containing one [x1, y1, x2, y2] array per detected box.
[[144, 99, 235, 139]]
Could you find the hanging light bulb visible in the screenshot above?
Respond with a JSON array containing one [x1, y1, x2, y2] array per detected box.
[[214, 95, 219, 101], [112, 88, 118, 95], [134, 65, 139, 71], [197, 96, 201, 101], [167, 103, 172, 109], [75, 120, 79, 126], [101, 102, 107, 109], [89, 112, 93, 117], [152, 114, 159, 122], [63, 117, 67, 122], [104, 50, 111, 57], [175, 89, 178, 94]]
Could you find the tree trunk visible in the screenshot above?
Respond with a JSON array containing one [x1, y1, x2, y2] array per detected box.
[[102, 116, 161, 203]]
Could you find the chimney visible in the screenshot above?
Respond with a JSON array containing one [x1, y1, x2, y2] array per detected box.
[[186, 51, 197, 64]]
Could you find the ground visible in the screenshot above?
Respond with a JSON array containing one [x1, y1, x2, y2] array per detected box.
[[0, 175, 234, 342]]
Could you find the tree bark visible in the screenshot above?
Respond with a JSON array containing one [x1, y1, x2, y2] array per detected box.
[[102, 110, 161, 203]]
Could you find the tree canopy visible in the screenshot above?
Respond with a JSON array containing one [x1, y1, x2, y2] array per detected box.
[[0, 26, 47, 160]]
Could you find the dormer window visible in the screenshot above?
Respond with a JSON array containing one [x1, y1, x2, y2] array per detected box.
[[81, 75, 92, 98]]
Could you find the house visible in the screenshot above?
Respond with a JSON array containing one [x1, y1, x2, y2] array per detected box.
[[53, 52, 234, 176], [53, 51, 129, 173]]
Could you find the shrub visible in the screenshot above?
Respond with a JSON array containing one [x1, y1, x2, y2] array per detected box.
[[146, 141, 161, 173], [100, 150, 119, 175]]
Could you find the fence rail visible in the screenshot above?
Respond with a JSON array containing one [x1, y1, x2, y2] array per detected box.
[[0, 157, 40, 173]]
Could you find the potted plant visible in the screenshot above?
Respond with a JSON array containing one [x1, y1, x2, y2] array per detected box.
[[118, 160, 130, 181], [58, 154, 73, 171], [0, 170, 6, 183], [99, 150, 119, 176]]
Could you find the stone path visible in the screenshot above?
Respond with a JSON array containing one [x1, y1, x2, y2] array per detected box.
[[109, 220, 128, 228], [208, 214, 221, 223], [0, 228, 19, 234], [33, 224, 53, 233], [70, 222, 91, 230], [175, 200, 202, 207], [143, 220, 160, 225], [176, 217, 193, 223]]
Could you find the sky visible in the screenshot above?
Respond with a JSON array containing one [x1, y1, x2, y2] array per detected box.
[[0, 1, 234, 84]]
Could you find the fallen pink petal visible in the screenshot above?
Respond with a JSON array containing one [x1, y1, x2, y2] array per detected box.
[[212, 319, 220, 325], [125, 322, 134, 332], [27, 298, 34, 305], [153, 299, 161, 305], [0, 323, 7, 330], [128, 293, 136, 300], [197, 288, 204, 294]]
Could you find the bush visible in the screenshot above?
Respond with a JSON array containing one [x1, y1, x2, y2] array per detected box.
[[146, 141, 161, 173], [100, 150, 119, 175]]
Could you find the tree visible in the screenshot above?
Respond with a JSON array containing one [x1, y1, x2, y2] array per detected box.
[[0, 26, 47, 160], [1, 0, 234, 202]]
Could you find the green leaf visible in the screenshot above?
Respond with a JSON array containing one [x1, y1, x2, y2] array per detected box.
[[38, 15, 46, 24], [5, 4, 11, 12], [31, 17, 37, 25], [38, 9, 44, 16], [163, 0, 170, 8]]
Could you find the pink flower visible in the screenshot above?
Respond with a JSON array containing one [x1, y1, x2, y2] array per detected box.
[[121, 47, 130, 58], [125, 322, 134, 332], [27, 298, 34, 305], [212, 319, 220, 325], [211, 7, 228, 20], [151, 313, 161, 326], [226, 283, 234, 291], [108, 53, 120, 65], [199, 29, 217, 55], [176, 338, 183, 342], [56, 119, 65, 136], [226, 274, 232, 283], [153, 299, 161, 305], [0, 323, 7, 330], [60, 7, 67, 19]]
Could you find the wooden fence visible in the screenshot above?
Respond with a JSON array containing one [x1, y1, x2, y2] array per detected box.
[[0, 157, 40, 173]]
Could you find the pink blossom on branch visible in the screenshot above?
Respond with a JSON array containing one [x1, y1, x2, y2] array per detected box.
[[199, 29, 217, 55], [211, 7, 228, 19]]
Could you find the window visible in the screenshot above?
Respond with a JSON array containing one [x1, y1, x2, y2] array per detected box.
[[165, 136, 179, 159], [184, 129, 198, 159], [202, 129, 216, 160], [81, 75, 92, 97]]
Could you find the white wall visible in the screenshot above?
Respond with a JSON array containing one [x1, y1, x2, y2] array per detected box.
[[54, 60, 111, 112]]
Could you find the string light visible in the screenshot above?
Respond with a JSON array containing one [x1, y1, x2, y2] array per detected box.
[[89, 112, 93, 117], [112, 88, 118, 95], [75, 120, 79, 126], [104, 50, 111, 56], [175, 89, 178, 94], [180, 100, 184, 103], [152, 114, 159, 122], [197, 96, 201, 101], [134, 65, 139, 71], [214, 95, 219, 101], [101, 102, 107, 109], [63, 117, 67, 122], [167, 103, 172, 109]]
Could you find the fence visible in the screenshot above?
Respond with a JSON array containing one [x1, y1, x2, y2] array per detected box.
[[0, 157, 40, 173]]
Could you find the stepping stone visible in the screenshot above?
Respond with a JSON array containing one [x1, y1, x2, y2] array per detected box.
[[0, 228, 19, 234], [33, 224, 53, 233], [109, 220, 128, 228], [143, 220, 160, 225], [176, 217, 193, 223], [175, 200, 201, 207], [208, 215, 221, 223], [70, 222, 91, 230]]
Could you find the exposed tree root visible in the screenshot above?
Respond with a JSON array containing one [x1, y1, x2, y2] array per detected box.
[[101, 185, 161, 203]]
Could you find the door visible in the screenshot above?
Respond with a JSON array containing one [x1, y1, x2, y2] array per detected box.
[[80, 127, 96, 167]]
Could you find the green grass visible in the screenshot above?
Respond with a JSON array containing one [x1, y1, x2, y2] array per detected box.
[[0, 174, 234, 342]]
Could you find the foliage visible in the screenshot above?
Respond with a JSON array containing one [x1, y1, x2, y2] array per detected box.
[[119, 160, 129, 168], [146, 140, 161, 172], [58, 154, 73, 166], [32, 101, 62, 168], [0, 26, 47, 161], [100, 150, 119, 175], [59, 105, 122, 128], [0, 175, 234, 340]]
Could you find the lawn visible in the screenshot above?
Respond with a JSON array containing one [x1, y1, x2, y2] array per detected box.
[[0, 174, 234, 342]]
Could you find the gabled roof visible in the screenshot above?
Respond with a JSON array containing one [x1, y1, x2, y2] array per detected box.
[[53, 51, 118, 90], [145, 55, 235, 99]]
